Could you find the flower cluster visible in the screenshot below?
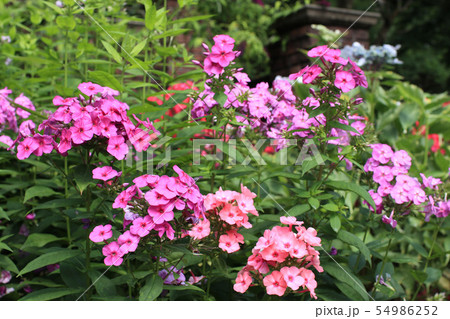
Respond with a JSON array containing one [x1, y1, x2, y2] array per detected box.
[[364, 144, 448, 225], [0, 87, 36, 142], [188, 185, 259, 253], [89, 165, 205, 266], [340, 42, 402, 69], [233, 216, 323, 299], [192, 40, 367, 152], [12, 82, 159, 160]]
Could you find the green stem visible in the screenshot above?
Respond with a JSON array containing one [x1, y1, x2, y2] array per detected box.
[[372, 228, 395, 293], [412, 220, 443, 300], [84, 187, 92, 299], [64, 30, 69, 87], [354, 211, 373, 271], [423, 124, 429, 169], [10, 101, 46, 119]]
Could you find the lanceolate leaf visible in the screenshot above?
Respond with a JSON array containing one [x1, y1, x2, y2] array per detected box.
[[19, 249, 81, 276], [338, 230, 372, 266], [326, 181, 376, 211]]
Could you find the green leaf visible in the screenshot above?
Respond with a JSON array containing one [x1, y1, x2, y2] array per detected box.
[[326, 181, 376, 212], [130, 38, 148, 57], [338, 230, 371, 266], [0, 255, 19, 274], [302, 158, 320, 175], [0, 207, 10, 221], [411, 270, 427, 283], [152, 29, 190, 40], [56, 16, 76, 30], [23, 186, 58, 203], [335, 281, 366, 301], [169, 14, 213, 25], [328, 121, 360, 135], [19, 288, 82, 301], [21, 233, 62, 250], [143, 1, 157, 31], [322, 262, 369, 301], [425, 268, 442, 284], [19, 249, 81, 276], [308, 197, 320, 210], [330, 214, 341, 233], [72, 164, 95, 195], [288, 204, 310, 216], [0, 242, 13, 252], [139, 274, 163, 301], [162, 284, 205, 293], [101, 41, 122, 64]]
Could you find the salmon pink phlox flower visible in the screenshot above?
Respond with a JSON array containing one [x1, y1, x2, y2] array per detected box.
[[188, 218, 210, 240], [263, 271, 287, 296], [280, 266, 304, 290], [234, 270, 252, 293]]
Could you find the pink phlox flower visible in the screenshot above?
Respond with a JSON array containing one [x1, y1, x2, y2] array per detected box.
[[92, 166, 119, 181], [324, 49, 348, 65], [53, 106, 72, 123], [70, 103, 93, 121], [102, 241, 125, 266], [382, 210, 397, 228], [335, 70, 356, 92], [130, 215, 155, 237], [118, 230, 140, 253], [213, 34, 235, 51], [302, 65, 322, 84], [19, 120, 35, 136], [70, 117, 94, 144], [350, 121, 365, 136], [89, 224, 113, 242], [420, 173, 442, 190], [167, 177, 189, 194], [409, 187, 427, 205], [17, 137, 38, 159], [307, 45, 329, 58], [14, 93, 35, 119], [107, 135, 128, 160], [154, 222, 175, 240], [370, 144, 393, 164], [78, 82, 103, 96], [57, 129, 72, 153], [391, 150, 411, 169], [148, 203, 175, 224], [373, 166, 394, 184], [209, 44, 236, 68], [102, 86, 120, 97]]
